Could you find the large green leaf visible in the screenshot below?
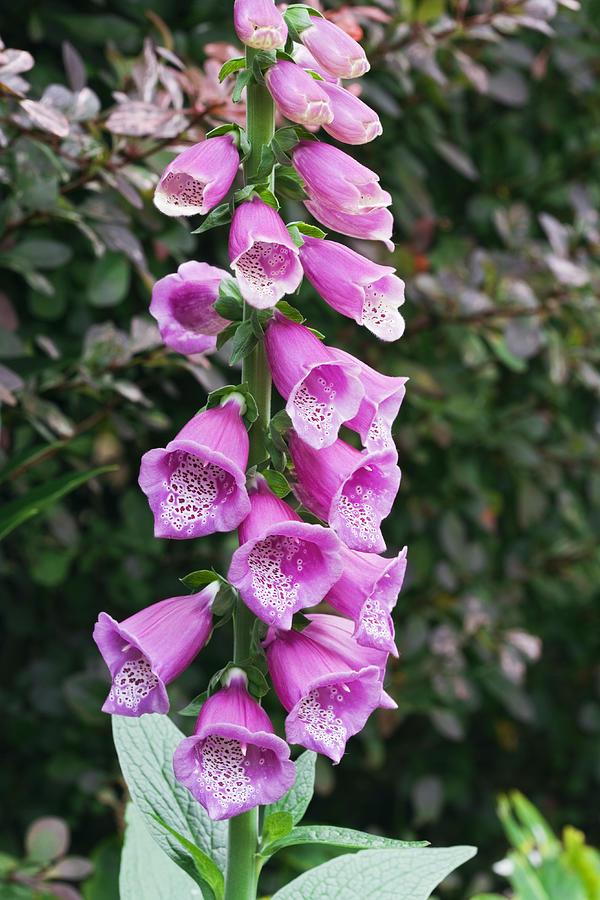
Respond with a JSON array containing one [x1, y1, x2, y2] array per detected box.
[[262, 824, 428, 859], [265, 750, 316, 825], [120, 803, 201, 900], [270, 845, 477, 900], [0, 465, 116, 541], [112, 715, 227, 896]]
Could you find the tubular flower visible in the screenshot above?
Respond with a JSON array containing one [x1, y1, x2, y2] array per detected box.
[[293, 44, 340, 84], [304, 195, 394, 251], [263, 311, 364, 449], [289, 431, 400, 553], [320, 82, 382, 145], [333, 348, 407, 454], [264, 60, 333, 127], [299, 16, 370, 79], [299, 235, 405, 341], [153, 134, 240, 217], [228, 474, 342, 628], [234, 0, 288, 49], [291, 141, 391, 215], [325, 546, 407, 655], [93, 583, 219, 717], [173, 668, 295, 820], [264, 614, 392, 763], [229, 195, 303, 308], [138, 394, 250, 539], [149, 261, 231, 355]]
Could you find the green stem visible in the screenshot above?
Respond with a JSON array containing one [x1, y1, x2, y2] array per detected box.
[[223, 46, 276, 900]]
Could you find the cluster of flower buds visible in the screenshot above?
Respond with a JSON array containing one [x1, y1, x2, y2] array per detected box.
[[94, 0, 408, 823]]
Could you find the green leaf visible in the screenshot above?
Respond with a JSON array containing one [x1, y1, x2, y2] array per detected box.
[[0, 441, 67, 485], [218, 57, 245, 82], [261, 812, 294, 847], [251, 50, 277, 85], [205, 382, 259, 425], [263, 469, 291, 498], [233, 68, 254, 103], [255, 145, 277, 180], [216, 322, 239, 350], [230, 320, 258, 365], [270, 409, 293, 432], [289, 221, 326, 239], [25, 817, 69, 864], [0, 466, 116, 541], [265, 750, 317, 825], [256, 187, 280, 210], [112, 715, 228, 891], [192, 203, 233, 235], [150, 815, 224, 900], [276, 170, 309, 201], [215, 278, 244, 320], [87, 252, 130, 307], [265, 434, 287, 472], [262, 824, 429, 859], [179, 569, 223, 591], [275, 300, 305, 323], [120, 804, 201, 900], [415, 0, 445, 22], [270, 846, 477, 899], [178, 691, 209, 717]]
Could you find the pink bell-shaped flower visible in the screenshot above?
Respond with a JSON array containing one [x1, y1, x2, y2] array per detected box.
[[325, 546, 407, 655], [150, 261, 231, 355], [300, 16, 369, 79], [138, 394, 250, 539], [228, 474, 342, 628], [304, 196, 394, 251], [264, 613, 393, 763], [299, 236, 405, 341], [320, 82, 382, 145], [333, 348, 407, 454], [289, 431, 401, 553], [263, 311, 364, 449], [264, 60, 333, 127], [173, 668, 295, 820], [292, 141, 391, 215], [229, 196, 303, 308], [93, 583, 220, 716], [234, 0, 288, 49], [293, 44, 340, 84], [153, 134, 240, 217]]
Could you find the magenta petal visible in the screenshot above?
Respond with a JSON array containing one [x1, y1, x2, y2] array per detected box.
[[293, 44, 340, 84], [304, 197, 394, 252], [150, 260, 230, 355], [93, 585, 217, 717], [229, 196, 303, 308], [320, 82, 382, 145], [234, 0, 288, 49], [265, 60, 333, 127], [154, 134, 240, 217], [138, 400, 250, 540], [292, 141, 389, 214], [173, 673, 295, 820], [300, 17, 369, 80]]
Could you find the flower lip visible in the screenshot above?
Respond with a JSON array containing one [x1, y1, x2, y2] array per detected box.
[[304, 197, 394, 252], [153, 134, 239, 217]]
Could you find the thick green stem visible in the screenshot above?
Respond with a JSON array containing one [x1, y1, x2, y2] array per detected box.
[[224, 46, 276, 900]]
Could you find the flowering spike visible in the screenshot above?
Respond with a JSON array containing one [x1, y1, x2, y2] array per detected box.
[[304, 197, 394, 251], [299, 236, 405, 341], [292, 141, 391, 215], [264, 614, 392, 763], [138, 396, 250, 539], [93, 584, 219, 716], [153, 134, 240, 217], [263, 311, 364, 449], [325, 546, 407, 655], [234, 0, 288, 49], [264, 60, 333, 127], [228, 474, 342, 628], [300, 16, 370, 79], [320, 82, 382, 145], [173, 668, 295, 820], [150, 261, 231, 355], [289, 431, 401, 552], [229, 196, 303, 308]]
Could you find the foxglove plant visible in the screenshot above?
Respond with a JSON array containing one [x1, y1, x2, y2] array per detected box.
[[99, 4, 476, 897]]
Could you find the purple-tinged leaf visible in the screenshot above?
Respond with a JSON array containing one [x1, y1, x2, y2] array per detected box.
[[539, 212, 569, 257], [487, 67, 529, 106], [545, 253, 589, 286], [434, 139, 479, 180], [46, 856, 94, 881], [62, 41, 86, 91], [25, 817, 70, 863], [20, 99, 70, 137], [105, 101, 179, 137]]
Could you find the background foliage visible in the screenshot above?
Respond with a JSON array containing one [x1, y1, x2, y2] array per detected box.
[[1, 0, 599, 896]]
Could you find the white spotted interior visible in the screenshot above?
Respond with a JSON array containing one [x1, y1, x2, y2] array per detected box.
[[362, 284, 400, 340], [162, 172, 205, 210], [295, 686, 348, 755], [160, 450, 235, 535], [360, 596, 393, 645], [367, 414, 393, 450], [108, 656, 159, 711], [235, 241, 293, 299], [247, 534, 316, 620], [337, 462, 389, 549], [192, 735, 274, 810]]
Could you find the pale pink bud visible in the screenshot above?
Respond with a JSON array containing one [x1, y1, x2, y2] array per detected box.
[[320, 82, 382, 145], [300, 16, 370, 79], [265, 60, 333, 127], [234, 0, 288, 49]]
